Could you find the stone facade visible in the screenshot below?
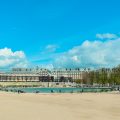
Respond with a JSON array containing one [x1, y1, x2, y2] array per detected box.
[[0, 68, 88, 82]]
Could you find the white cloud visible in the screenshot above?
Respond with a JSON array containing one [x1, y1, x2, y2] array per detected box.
[[71, 56, 79, 62], [45, 44, 59, 52], [0, 48, 28, 68], [54, 38, 120, 68], [96, 33, 118, 39], [39, 63, 54, 70]]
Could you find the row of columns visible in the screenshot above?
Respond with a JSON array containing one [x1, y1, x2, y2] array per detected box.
[[0, 75, 40, 82]]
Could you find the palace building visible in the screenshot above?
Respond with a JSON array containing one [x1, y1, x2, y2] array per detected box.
[[0, 67, 89, 82]]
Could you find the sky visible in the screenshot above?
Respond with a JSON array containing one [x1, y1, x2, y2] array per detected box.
[[0, 0, 120, 69]]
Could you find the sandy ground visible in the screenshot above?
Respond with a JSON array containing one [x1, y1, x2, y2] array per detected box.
[[0, 92, 120, 120]]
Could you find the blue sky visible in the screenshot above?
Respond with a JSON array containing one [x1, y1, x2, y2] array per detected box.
[[0, 0, 120, 69]]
